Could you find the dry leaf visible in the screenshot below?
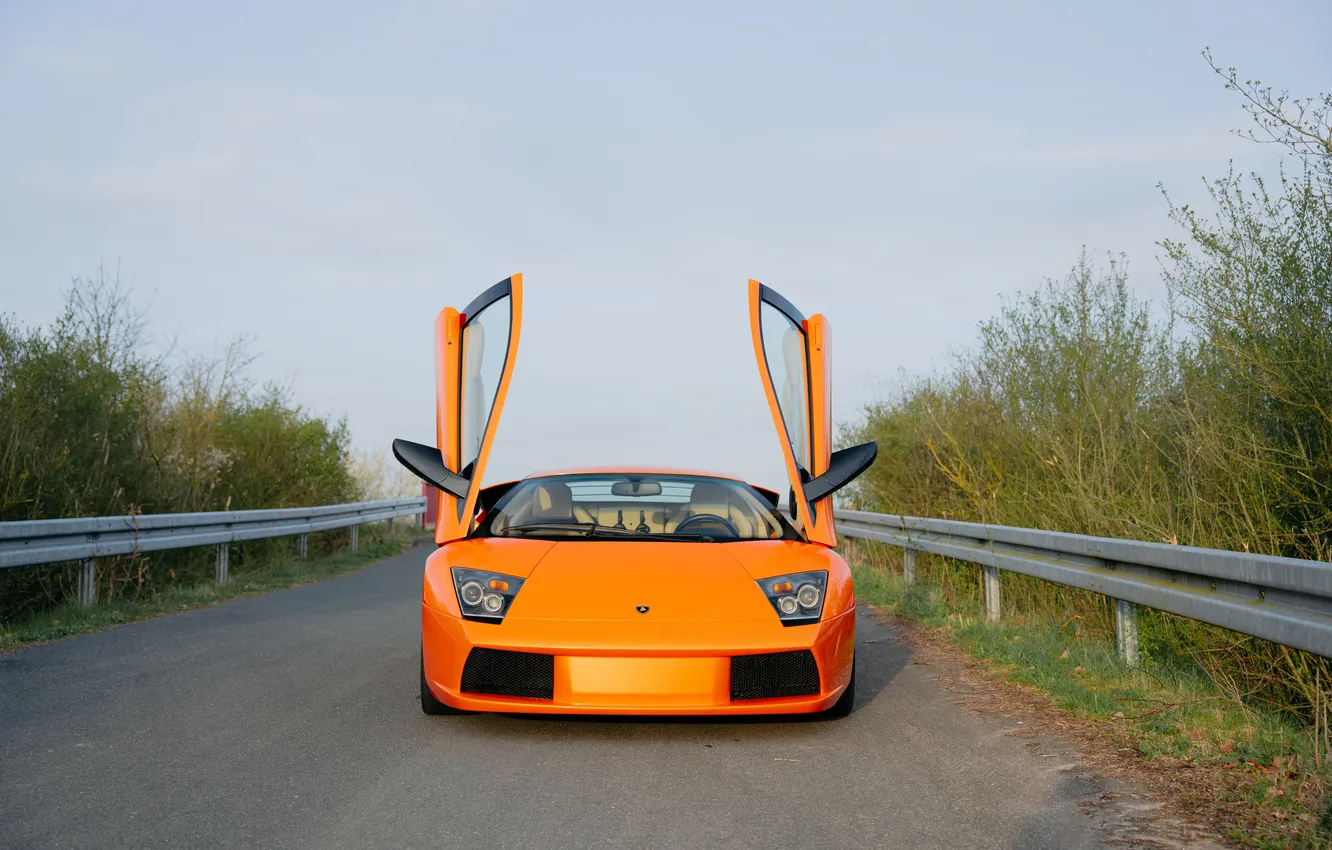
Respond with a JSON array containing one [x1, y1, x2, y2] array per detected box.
[[1057, 649, 1069, 661]]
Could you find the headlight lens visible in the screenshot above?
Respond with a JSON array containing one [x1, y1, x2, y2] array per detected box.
[[451, 568, 526, 622], [797, 583, 821, 609], [758, 570, 827, 626], [460, 581, 485, 607]]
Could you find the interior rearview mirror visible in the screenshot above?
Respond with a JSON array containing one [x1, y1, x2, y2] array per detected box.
[[610, 479, 660, 500], [612, 479, 662, 497]]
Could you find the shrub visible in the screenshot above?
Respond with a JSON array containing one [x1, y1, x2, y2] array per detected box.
[[844, 55, 1332, 731], [0, 269, 364, 622]]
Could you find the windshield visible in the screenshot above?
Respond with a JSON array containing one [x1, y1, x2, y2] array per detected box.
[[479, 474, 798, 542]]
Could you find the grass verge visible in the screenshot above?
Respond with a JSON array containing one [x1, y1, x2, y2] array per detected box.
[[0, 526, 431, 654], [847, 547, 1332, 849]]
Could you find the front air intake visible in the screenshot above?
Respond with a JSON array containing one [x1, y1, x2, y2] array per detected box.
[[460, 648, 555, 700], [729, 650, 820, 701]]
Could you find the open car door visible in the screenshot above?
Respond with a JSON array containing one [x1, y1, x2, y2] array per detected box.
[[393, 275, 523, 543], [748, 280, 877, 547]]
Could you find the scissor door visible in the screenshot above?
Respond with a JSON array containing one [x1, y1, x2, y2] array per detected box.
[[748, 280, 877, 547], [433, 275, 524, 542]]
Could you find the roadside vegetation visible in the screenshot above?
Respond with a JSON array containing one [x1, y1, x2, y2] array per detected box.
[[0, 270, 415, 626], [846, 541, 1327, 848], [841, 53, 1332, 847]]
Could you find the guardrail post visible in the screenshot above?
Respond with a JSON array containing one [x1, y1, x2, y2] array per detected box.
[[1115, 599, 1139, 665], [350, 526, 359, 553], [215, 543, 229, 584], [77, 558, 96, 608], [296, 534, 308, 559], [982, 565, 1001, 622], [902, 548, 916, 586], [387, 517, 395, 534]]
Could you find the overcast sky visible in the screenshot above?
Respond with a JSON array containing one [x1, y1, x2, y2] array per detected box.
[[3, 1, 1329, 493]]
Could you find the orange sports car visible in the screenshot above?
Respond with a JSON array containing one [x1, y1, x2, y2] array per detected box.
[[393, 277, 877, 716]]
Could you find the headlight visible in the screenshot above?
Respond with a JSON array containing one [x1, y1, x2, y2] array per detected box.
[[797, 583, 821, 609], [758, 570, 827, 626], [460, 581, 485, 606], [451, 568, 526, 622]]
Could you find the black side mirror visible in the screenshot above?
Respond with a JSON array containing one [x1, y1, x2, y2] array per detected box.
[[802, 441, 878, 504], [392, 438, 471, 499]]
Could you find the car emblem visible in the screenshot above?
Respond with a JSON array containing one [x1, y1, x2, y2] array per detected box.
[[635, 605, 650, 614]]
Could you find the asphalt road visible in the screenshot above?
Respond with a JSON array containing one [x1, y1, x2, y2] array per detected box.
[[2, 545, 1142, 849]]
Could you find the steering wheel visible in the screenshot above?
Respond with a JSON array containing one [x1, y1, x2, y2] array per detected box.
[[673, 513, 739, 537]]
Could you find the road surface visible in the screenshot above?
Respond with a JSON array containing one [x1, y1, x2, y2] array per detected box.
[[2, 544, 1152, 848]]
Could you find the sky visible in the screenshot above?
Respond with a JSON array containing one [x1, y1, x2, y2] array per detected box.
[[2, 1, 1330, 494]]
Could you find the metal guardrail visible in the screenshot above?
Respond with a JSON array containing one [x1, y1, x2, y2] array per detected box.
[[0, 498, 427, 607], [9, 497, 1325, 660], [835, 509, 1332, 663]]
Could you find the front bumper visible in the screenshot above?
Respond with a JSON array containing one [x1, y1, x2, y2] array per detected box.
[[421, 605, 855, 715]]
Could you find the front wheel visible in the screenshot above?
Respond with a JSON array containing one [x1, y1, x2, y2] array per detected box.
[[822, 656, 856, 719], [420, 648, 471, 715]]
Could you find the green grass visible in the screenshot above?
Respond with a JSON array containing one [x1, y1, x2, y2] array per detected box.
[[0, 527, 430, 653], [847, 554, 1331, 848]]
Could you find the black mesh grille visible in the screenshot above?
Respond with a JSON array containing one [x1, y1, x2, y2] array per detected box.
[[460, 648, 555, 699], [730, 650, 820, 701]]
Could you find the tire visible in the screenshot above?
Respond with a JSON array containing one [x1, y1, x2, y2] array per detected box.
[[420, 649, 470, 715], [822, 655, 856, 719]]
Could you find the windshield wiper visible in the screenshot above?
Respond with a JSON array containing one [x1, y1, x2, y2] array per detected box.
[[500, 523, 720, 542], [501, 522, 640, 539], [648, 532, 720, 543]]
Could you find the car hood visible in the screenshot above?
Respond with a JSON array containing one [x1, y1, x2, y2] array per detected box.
[[507, 541, 775, 623]]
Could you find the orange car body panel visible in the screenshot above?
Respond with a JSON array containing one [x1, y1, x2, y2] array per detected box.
[[433, 304, 464, 541], [421, 538, 855, 715], [806, 313, 837, 547]]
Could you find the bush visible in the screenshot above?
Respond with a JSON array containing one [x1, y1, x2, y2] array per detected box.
[[0, 269, 363, 622], [844, 56, 1332, 731]]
